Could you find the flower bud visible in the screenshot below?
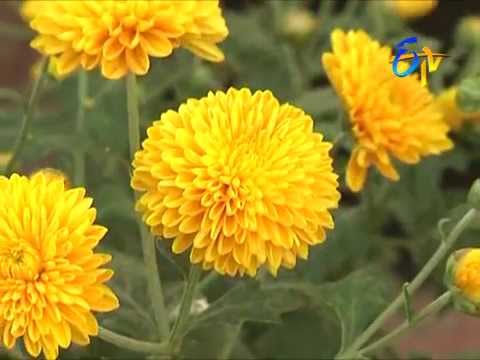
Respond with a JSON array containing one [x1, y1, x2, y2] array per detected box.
[[468, 179, 480, 210], [284, 8, 317, 41], [445, 248, 480, 315], [456, 17, 480, 47]]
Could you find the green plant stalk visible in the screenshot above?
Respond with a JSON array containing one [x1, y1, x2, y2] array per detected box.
[[126, 73, 170, 340], [4, 57, 47, 175], [359, 292, 452, 356], [73, 71, 87, 186], [98, 327, 169, 354], [338, 208, 478, 359], [168, 265, 202, 354]]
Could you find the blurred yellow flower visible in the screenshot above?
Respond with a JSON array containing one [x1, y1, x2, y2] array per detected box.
[[26, 0, 228, 79], [454, 249, 480, 304], [284, 8, 317, 39], [131, 88, 340, 277], [436, 87, 480, 130], [457, 16, 480, 47], [384, 0, 438, 20], [322, 29, 452, 192], [0, 173, 119, 359]]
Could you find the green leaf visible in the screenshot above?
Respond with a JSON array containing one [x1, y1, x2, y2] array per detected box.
[[253, 307, 341, 359], [192, 281, 307, 327], [293, 88, 339, 118], [317, 269, 392, 353], [458, 77, 480, 112]]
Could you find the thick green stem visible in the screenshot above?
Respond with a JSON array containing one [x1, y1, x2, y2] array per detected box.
[[98, 327, 169, 354], [338, 208, 478, 359], [4, 57, 47, 175], [168, 266, 202, 354], [359, 292, 452, 356], [126, 73, 170, 340], [73, 71, 87, 186]]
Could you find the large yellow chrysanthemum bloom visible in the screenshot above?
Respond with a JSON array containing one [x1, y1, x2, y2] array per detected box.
[[0, 173, 119, 359], [384, 0, 438, 20], [322, 29, 453, 192], [131, 88, 340, 277], [436, 87, 480, 130], [26, 0, 228, 79]]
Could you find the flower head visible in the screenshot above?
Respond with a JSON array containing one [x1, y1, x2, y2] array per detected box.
[[27, 0, 228, 79], [131, 88, 340, 277], [0, 173, 119, 359], [322, 29, 453, 192], [384, 0, 437, 20], [446, 248, 480, 315], [436, 87, 480, 130]]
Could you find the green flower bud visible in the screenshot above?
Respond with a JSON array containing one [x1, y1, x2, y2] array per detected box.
[[283, 9, 317, 41], [468, 179, 480, 210], [445, 248, 480, 316], [456, 17, 480, 47]]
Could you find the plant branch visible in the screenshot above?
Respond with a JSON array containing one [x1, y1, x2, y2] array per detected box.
[[98, 327, 169, 354], [4, 57, 47, 175], [337, 208, 478, 359], [359, 292, 452, 356], [168, 265, 202, 354], [73, 71, 87, 185], [126, 72, 170, 340]]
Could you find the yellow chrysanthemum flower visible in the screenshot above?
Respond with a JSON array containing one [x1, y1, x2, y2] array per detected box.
[[322, 29, 453, 192], [131, 88, 340, 277], [27, 0, 228, 79], [0, 173, 119, 359], [436, 87, 480, 130], [454, 249, 480, 303], [384, 0, 438, 20]]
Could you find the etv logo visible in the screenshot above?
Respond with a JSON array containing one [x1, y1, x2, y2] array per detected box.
[[391, 37, 449, 87]]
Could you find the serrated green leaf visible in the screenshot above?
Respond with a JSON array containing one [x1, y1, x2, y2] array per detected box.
[[192, 281, 307, 328], [317, 269, 392, 353]]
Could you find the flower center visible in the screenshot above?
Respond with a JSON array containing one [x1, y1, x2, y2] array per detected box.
[[0, 243, 41, 280]]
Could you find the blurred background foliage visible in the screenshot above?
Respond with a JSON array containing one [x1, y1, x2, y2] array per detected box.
[[0, 0, 480, 359]]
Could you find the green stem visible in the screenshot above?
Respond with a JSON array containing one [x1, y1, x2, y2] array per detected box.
[[73, 71, 87, 186], [359, 292, 452, 356], [126, 72, 170, 340], [338, 208, 478, 359], [4, 57, 47, 175], [98, 327, 169, 354], [168, 265, 202, 354]]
